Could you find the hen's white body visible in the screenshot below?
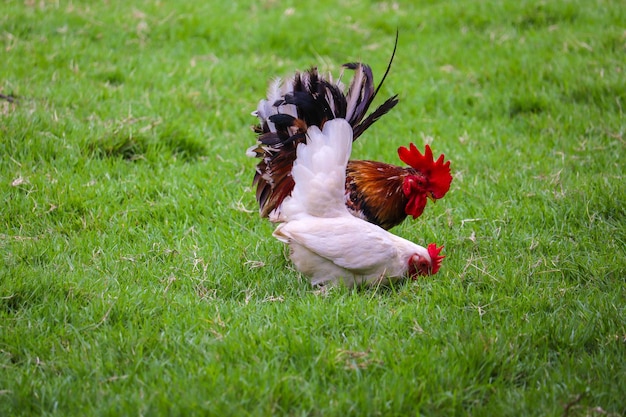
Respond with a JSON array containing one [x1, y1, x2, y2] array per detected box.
[[273, 119, 433, 287]]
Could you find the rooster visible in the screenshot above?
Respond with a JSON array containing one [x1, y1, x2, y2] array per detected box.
[[248, 42, 453, 230], [273, 118, 444, 287]]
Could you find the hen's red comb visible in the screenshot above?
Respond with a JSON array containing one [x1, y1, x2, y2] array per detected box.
[[427, 243, 445, 274], [397, 144, 453, 198]]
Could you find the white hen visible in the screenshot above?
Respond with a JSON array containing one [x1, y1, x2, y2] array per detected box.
[[273, 118, 444, 287]]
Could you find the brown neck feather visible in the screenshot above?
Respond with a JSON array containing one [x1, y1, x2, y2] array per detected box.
[[345, 160, 414, 230]]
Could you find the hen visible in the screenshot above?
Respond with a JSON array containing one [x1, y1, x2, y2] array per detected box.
[[248, 46, 453, 230], [273, 118, 444, 287]]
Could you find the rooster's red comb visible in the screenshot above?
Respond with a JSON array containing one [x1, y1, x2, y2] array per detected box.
[[427, 243, 445, 274], [397, 143, 453, 199]]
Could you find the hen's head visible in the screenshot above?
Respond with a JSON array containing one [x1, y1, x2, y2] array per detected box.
[[407, 243, 445, 278], [398, 144, 452, 219]]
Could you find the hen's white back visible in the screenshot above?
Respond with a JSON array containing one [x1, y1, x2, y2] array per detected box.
[[280, 119, 353, 220]]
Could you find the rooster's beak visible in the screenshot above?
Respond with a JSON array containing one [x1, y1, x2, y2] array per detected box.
[[427, 192, 436, 202]]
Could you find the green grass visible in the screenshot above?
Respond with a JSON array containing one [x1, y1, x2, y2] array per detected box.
[[1, 0, 625, 415]]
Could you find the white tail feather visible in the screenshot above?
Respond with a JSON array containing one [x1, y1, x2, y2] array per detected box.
[[256, 77, 298, 133], [344, 64, 364, 122], [281, 119, 353, 220]]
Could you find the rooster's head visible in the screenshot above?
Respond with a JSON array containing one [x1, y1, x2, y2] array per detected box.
[[397, 143, 452, 219]]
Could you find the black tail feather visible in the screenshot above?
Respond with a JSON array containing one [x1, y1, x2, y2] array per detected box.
[[343, 29, 398, 139], [372, 29, 399, 107], [353, 94, 399, 139]]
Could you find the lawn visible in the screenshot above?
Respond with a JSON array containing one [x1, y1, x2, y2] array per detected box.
[[1, 0, 625, 415]]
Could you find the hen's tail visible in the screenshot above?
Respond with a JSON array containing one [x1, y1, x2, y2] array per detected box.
[[248, 35, 399, 220], [280, 119, 354, 221]]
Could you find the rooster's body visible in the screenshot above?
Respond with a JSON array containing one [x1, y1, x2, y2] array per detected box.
[[273, 119, 444, 287], [248, 46, 453, 230]]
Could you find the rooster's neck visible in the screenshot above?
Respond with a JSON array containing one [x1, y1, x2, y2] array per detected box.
[[345, 160, 415, 230]]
